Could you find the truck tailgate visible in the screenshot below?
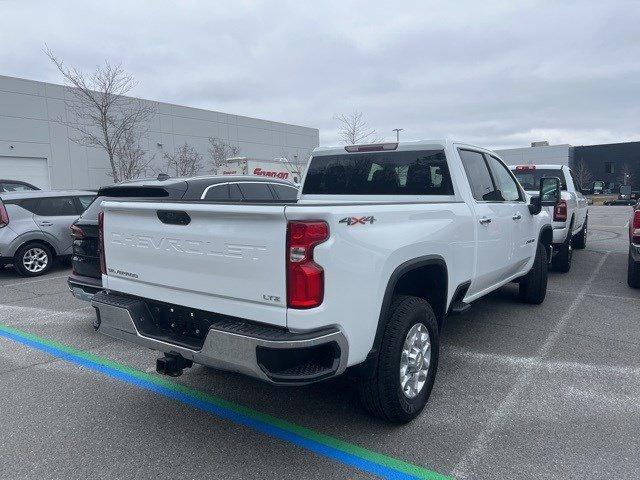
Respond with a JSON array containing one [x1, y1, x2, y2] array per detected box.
[[101, 201, 288, 327]]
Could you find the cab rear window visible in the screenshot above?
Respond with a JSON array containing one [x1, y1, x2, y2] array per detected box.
[[303, 150, 453, 195], [512, 168, 567, 191]]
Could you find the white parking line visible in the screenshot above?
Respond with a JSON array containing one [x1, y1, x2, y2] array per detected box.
[[452, 252, 610, 479], [446, 346, 640, 378], [0, 274, 68, 288]]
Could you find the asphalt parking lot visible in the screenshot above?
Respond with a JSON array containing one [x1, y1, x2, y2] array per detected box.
[[1, 205, 638, 480]]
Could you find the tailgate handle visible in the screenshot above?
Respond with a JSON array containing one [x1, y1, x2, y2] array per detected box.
[[157, 210, 191, 225]]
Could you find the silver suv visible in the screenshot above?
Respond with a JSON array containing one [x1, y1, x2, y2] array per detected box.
[[0, 190, 95, 277]]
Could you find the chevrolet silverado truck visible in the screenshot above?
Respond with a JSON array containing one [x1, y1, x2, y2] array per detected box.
[[511, 164, 589, 272], [92, 140, 558, 423]]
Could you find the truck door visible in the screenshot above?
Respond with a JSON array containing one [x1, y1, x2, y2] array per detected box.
[[485, 154, 536, 273], [458, 149, 513, 295]]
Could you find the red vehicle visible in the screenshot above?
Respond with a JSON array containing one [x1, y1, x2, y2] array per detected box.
[[628, 205, 640, 288]]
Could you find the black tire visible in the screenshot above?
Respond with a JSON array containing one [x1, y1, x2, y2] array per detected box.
[[357, 295, 439, 423], [572, 217, 587, 249], [552, 230, 573, 273], [13, 242, 53, 277], [627, 247, 640, 288], [518, 241, 548, 304]]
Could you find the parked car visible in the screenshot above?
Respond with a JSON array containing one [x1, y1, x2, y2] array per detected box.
[[627, 203, 640, 288], [68, 175, 299, 301], [91, 140, 559, 423], [0, 190, 95, 276], [511, 164, 589, 272], [0, 179, 40, 192]]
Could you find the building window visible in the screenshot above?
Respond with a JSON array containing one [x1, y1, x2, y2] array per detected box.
[[605, 162, 615, 174]]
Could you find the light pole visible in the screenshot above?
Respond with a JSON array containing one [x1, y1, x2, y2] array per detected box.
[[392, 128, 403, 142]]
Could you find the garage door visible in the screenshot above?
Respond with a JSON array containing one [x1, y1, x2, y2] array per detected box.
[[0, 156, 50, 189]]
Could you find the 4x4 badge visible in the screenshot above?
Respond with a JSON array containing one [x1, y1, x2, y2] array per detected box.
[[339, 216, 376, 226]]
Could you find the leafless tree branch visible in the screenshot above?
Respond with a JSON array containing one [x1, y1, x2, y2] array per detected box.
[[573, 160, 593, 190], [110, 131, 153, 181], [334, 110, 381, 145], [208, 137, 241, 172], [163, 143, 204, 177], [277, 151, 308, 184], [45, 46, 155, 182]]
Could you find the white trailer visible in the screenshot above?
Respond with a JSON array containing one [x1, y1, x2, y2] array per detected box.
[[218, 157, 303, 185]]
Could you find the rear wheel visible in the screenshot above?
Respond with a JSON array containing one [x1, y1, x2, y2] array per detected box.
[[358, 295, 439, 423], [518, 241, 548, 304], [627, 247, 640, 288], [552, 230, 573, 273], [572, 217, 588, 249], [13, 242, 53, 277]]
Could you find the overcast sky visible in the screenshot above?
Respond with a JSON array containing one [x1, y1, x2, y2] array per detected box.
[[1, 0, 639, 148]]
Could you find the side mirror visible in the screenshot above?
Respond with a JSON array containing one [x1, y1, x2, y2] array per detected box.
[[539, 177, 561, 206], [528, 177, 561, 215]]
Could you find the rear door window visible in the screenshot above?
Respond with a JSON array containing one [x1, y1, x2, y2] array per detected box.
[[458, 149, 498, 201], [303, 150, 453, 195], [271, 184, 298, 201], [237, 183, 275, 201], [35, 197, 78, 216]]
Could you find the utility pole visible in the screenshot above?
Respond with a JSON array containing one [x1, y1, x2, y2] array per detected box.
[[392, 128, 403, 142]]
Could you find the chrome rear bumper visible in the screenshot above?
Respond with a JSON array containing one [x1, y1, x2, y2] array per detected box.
[[91, 291, 348, 385]]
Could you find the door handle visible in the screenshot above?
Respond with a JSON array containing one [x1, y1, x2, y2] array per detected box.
[[39, 221, 53, 227], [512, 213, 522, 221], [479, 217, 492, 225]]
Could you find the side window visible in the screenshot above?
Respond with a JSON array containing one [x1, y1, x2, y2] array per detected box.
[[458, 149, 498, 201], [1, 182, 34, 192], [18, 198, 40, 214], [486, 156, 522, 201], [203, 184, 230, 201], [35, 197, 78, 216], [237, 183, 274, 201], [228, 184, 243, 201], [271, 185, 299, 201], [77, 195, 95, 211]]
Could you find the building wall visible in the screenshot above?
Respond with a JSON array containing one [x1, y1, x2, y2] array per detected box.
[[494, 144, 571, 166], [0, 74, 319, 190], [572, 141, 640, 190]]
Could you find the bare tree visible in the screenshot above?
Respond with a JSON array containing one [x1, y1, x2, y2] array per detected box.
[[620, 164, 634, 186], [45, 47, 154, 183], [335, 110, 381, 145], [573, 160, 593, 190], [163, 143, 204, 177], [208, 137, 241, 173], [110, 131, 153, 181], [277, 151, 308, 184]]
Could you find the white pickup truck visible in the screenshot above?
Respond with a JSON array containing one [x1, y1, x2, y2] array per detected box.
[[92, 140, 559, 423], [510, 164, 589, 272]]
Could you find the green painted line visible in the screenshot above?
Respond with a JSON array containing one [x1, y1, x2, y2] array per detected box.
[[0, 324, 451, 480]]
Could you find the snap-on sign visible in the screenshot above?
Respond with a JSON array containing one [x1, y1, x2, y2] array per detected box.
[[253, 168, 289, 180]]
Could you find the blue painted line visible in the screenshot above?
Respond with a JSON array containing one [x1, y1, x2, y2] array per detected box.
[[0, 327, 425, 479]]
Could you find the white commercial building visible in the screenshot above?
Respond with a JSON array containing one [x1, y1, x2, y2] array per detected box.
[[494, 143, 571, 167], [0, 74, 319, 190]]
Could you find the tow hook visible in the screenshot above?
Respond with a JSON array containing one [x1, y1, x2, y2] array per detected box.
[[156, 353, 193, 377]]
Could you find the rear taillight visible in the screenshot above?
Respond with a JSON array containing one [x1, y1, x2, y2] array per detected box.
[[515, 165, 536, 171], [0, 202, 8, 228], [553, 200, 567, 222], [70, 225, 85, 239], [631, 210, 640, 244], [98, 211, 106, 275], [286, 221, 329, 309]]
